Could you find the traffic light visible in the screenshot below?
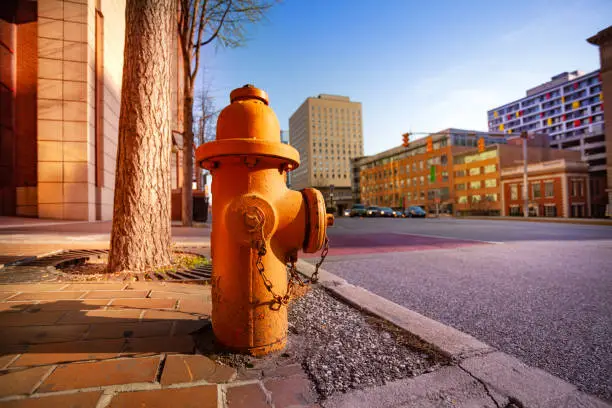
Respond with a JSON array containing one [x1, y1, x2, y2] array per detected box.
[[426, 137, 433, 153], [478, 137, 485, 153], [402, 133, 410, 147]]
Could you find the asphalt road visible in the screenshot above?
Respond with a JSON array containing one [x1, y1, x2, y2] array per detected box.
[[307, 217, 612, 401]]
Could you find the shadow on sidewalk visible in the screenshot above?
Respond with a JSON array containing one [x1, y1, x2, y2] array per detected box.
[[0, 300, 213, 365]]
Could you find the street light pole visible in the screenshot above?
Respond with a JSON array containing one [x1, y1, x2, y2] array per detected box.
[[522, 132, 529, 218]]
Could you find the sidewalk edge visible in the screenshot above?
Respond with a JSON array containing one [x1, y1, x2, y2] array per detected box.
[[297, 260, 612, 408]]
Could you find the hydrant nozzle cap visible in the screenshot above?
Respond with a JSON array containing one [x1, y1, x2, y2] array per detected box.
[[230, 85, 269, 105]]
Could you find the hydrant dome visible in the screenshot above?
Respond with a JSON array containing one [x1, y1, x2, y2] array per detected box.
[[217, 86, 280, 142]]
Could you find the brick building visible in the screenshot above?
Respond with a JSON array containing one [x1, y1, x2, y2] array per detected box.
[[501, 159, 590, 218], [453, 139, 582, 216], [353, 129, 506, 213], [0, 0, 184, 221]]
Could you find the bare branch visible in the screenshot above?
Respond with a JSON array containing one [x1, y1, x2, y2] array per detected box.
[[199, 0, 232, 47]]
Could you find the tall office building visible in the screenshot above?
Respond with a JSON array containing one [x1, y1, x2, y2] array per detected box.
[[487, 70, 607, 216], [289, 94, 363, 213]]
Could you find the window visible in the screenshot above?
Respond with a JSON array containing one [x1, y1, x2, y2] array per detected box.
[[420, 176, 424, 186], [441, 171, 448, 182], [532, 183, 541, 199], [458, 196, 468, 204], [456, 183, 466, 191], [544, 205, 557, 217], [455, 170, 466, 178], [469, 167, 481, 176], [485, 194, 498, 202], [470, 181, 481, 189], [485, 179, 497, 188], [511, 184, 518, 200], [509, 205, 521, 216], [471, 195, 481, 203], [440, 155, 448, 166], [484, 164, 496, 174], [571, 180, 584, 197], [545, 181, 554, 197]]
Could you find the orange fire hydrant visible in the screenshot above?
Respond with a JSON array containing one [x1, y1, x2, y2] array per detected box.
[[196, 85, 333, 356]]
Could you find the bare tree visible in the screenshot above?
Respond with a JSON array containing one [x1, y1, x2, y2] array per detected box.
[[193, 82, 218, 190], [177, 0, 276, 226], [108, 0, 175, 272]]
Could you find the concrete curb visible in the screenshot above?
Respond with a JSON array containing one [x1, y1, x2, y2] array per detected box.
[[297, 260, 612, 408]]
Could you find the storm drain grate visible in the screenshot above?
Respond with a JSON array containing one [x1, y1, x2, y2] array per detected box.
[[13, 249, 212, 283], [0, 256, 36, 268]]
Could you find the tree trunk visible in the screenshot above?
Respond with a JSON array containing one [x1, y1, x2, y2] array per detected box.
[[108, 0, 174, 272], [182, 85, 194, 226]]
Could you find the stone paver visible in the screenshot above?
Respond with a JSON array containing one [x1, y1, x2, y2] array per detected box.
[[0, 311, 65, 327], [264, 375, 318, 407], [9, 292, 86, 301], [108, 298, 176, 309], [0, 391, 103, 407], [38, 356, 160, 392], [0, 366, 52, 397], [1, 324, 89, 346], [160, 355, 236, 385], [82, 290, 149, 299], [86, 321, 173, 340], [107, 385, 218, 408], [226, 383, 270, 408], [10, 338, 126, 367]]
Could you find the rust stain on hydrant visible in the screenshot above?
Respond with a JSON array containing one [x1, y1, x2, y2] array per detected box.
[[196, 85, 332, 356]]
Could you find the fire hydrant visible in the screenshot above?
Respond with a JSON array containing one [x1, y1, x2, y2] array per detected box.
[[196, 85, 333, 356]]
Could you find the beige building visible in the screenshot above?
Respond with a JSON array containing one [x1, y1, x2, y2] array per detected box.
[[588, 25, 612, 216], [0, 0, 184, 221], [288, 94, 363, 213]]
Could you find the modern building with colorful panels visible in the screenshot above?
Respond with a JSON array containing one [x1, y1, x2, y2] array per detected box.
[[353, 129, 506, 212], [486, 70, 607, 216]]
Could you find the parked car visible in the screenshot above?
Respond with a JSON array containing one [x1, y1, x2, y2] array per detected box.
[[404, 206, 426, 218], [379, 207, 398, 217], [365, 206, 381, 217], [350, 204, 367, 217]]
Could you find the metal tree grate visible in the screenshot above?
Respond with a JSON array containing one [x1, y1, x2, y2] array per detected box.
[[12, 249, 212, 283]]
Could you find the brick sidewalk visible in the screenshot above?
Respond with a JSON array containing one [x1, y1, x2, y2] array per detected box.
[[0, 282, 314, 408]]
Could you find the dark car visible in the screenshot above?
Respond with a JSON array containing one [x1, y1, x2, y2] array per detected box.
[[349, 204, 367, 217], [404, 206, 426, 218], [379, 207, 398, 217], [365, 206, 381, 217]]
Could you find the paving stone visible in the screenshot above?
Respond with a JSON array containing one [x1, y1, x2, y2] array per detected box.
[[9, 292, 86, 301], [1, 324, 88, 346], [108, 298, 176, 310], [107, 385, 217, 408], [263, 375, 317, 407], [173, 319, 209, 335], [160, 354, 236, 385], [0, 311, 65, 327], [226, 383, 270, 408], [142, 310, 204, 321], [26, 299, 109, 311], [86, 321, 173, 340], [82, 290, 149, 299], [0, 355, 18, 369], [0, 366, 52, 397], [38, 356, 160, 392], [177, 299, 211, 315], [149, 291, 206, 300], [0, 284, 68, 293], [0, 292, 18, 301], [10, 338, 125, 367], [61, 283, 128, 291], [57, 309, 142, 324], [0, 390, 103, 407], [121, 335, 194, 355], [262, 363, 306, 379]]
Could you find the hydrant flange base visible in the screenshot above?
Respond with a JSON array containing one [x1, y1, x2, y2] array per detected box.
[[196, 139, 299, 171]]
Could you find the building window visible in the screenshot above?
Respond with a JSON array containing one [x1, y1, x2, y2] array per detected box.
[[471, 195, 481, 203], [532, 183, 541, 199], [458, 195, 468, 204], [484, 164, 496, 174], [545, 181, 554, 197], [484, 179, 497, 188], [486, 194, 498, 202], [470, 181, 481, 189], [469, 167, 481, 176], [456, 183, 466, 191], [511, 184, 518, 200], [455, 170, 466, 178], [571, 180, 584, 197], [509, 205, 521, 216], [544, 205, 557, 217]]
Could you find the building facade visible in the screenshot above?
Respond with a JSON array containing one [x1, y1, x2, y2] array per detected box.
[[288, 94, 363, 213], [486, 70, 607, 216], [588, 25, 612, 217], [354, 129, 506, 213], [453, 142, 583, 216], [501, 159, 590, 218], [0, 0, 184, 220]]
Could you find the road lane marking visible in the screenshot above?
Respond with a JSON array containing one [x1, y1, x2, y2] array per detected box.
[[396, 232, 504, 245]]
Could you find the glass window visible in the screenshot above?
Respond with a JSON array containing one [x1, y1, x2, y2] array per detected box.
[[441, 171, 448, 182], [458, 195, 468, 204], [511, 184, 518, 200], [545, 181, 554, 197], [544, 205, 557, 217], [456, 183, 466, 191], [470, 181, 481, 189], [471, 195, 481, 203], [484, 179, 497, 188], [469, 167, 481, 176], [533, 183, 541, 199], [484, 164, 496, 174]]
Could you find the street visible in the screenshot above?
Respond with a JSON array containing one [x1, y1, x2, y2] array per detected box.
[[305, 217, 612, 401]]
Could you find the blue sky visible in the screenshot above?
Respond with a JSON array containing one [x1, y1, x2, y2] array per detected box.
[[199, 0, 611, 156]]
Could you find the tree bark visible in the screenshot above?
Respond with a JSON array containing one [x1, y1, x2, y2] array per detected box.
[[181, 84, 194, 226], [108, 0, 174, 272]]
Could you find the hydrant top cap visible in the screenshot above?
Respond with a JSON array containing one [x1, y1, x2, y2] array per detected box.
[[230, 85, 269, 105]]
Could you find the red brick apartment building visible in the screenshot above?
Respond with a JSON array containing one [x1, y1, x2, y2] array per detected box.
[[501, 159, 590, 218], [0, 0, 185, 221]]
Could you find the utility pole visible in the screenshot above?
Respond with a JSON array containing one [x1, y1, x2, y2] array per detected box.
[[522, 131, 529, 218]]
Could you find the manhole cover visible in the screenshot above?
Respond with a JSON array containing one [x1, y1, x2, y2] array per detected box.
[[15, 249, 212, 283]]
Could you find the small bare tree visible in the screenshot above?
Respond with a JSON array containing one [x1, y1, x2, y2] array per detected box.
[[193, 82, 218, 190], [177, 0, 276, 226]]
